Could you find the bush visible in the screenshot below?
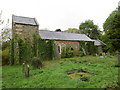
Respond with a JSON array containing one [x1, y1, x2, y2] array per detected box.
[[31, 57, 42, 69], [65, 47, 74, 58], [2, 41, 10, 50], [78, 51, 85, 57], [2, 48, 9, 65]]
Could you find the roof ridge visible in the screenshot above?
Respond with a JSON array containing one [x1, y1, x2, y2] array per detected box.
[[39, 30, 94, 41], [39, 30, 86, 35], [13, 15, 34, 19], [34, 18, 39, 25], [12, 15, 38, 26]]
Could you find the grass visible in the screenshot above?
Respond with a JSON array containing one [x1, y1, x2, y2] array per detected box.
[[0, 66, 2, 89], [2, 56, 118, 88]]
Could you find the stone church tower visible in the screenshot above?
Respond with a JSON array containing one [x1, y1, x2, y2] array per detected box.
[[12, 15, 39, 39]]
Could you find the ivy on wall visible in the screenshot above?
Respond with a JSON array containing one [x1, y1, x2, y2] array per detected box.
[[61, 46, 79, 58], [9, 38, 14, 65], [37, 38, 54, 61], [79, 41, 98, 56], [9, 34, 55, 65]]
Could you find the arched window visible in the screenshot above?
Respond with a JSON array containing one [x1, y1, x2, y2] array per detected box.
[[71, 48, 74, 50], [58, 45, 61, 54]]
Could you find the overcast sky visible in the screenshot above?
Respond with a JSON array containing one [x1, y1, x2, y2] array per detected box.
[[0, 0, 119, 31]]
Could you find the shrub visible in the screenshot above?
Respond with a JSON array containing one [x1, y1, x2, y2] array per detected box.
[[0, 50, 2, 66], [2, 41, 10, 50], [78, 51, 85, 57], [31, 57, 42, 69], [65, 47, 74, 58], [2, 48, 9, 65]]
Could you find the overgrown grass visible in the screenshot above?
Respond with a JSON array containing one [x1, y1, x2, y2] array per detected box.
[[2, 56, 118, 88], [0, 66, 2, 89]]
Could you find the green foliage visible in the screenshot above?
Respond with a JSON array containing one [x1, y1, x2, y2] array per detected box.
[[31, 57, 42, 69], [103, 7, 120, 52], [65, 28, 81, 33], [18, 38, 32, 64], [77, 51, 85, 57], [9, 34, 55, 65], [2, 48, 9, 65], [87, 42, 97, 55], [100, 34, 109, 52], [61, 46, 79, 58], [2, 56, 118, 88], [32, 34, 39, 57], [55, 29, 61, 32], [103, 10, 118, 34], [65, 47, 74, 58], [9, 39, 14, 65], [79, 20, 101, 39], [2, 41, 10, 50], [80, 41, 97, 56], [61, 47, 66, 58], [2, 41, 10, 65], [37, 38, 54, 60]]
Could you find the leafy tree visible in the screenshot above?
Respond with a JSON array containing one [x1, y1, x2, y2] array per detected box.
[[103, 10, 118, 34], [103, 7, 120, 52], [79, 20, 101, 39], [55, 29, 61, 32], [65, 28, 82, 33]]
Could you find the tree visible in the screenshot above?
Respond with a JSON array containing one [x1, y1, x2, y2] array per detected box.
[[0, 11, 4, 25], [55, 29, 61, 32], [1, 19, 11, 41], [103, 10, 118, 34], [0, 11, 11, 42], [103, 7, 120, 52], [0, 11, 12, 65], [79, 20, 101, 39], [64, 28, 82, 33], [0, 11, 4, 47]]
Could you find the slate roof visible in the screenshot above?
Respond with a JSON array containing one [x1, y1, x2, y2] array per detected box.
[[39, 30, 94, 41], [94, 39, 106, 46], [12, 15, 39, 26]]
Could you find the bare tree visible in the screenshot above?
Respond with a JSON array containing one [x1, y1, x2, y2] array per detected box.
[[1, 19, 12, 41], [0, 11, 4, 25], [0, 11, 11, 42]]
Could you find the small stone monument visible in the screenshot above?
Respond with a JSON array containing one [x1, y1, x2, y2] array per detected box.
[[25, 65, 30, 77], [22, 63, 25, 75], [22, 63, 30, 77]]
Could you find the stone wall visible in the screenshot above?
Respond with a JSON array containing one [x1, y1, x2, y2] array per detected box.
[[12, 23, 38, 40], [55, 40, 80, 58]]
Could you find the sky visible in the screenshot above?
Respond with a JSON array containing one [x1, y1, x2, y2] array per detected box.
[[0, 0, 120, 31]]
